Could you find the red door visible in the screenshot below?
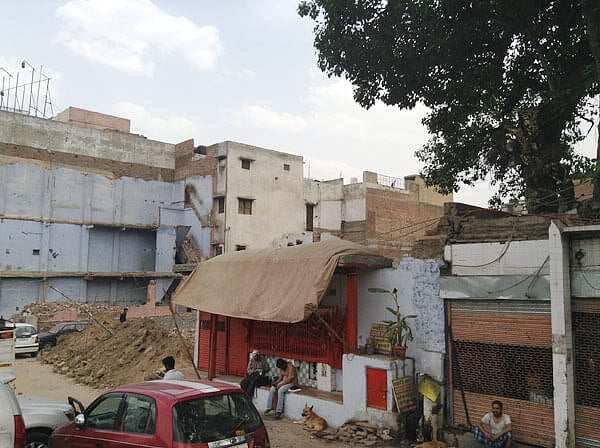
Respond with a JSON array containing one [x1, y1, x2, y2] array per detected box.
[[227, 318, 249, 376], [197, 312, 227, 373], [366, 368, 387, 410]]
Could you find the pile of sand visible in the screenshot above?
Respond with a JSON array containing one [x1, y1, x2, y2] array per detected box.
[[34, 306, 196, 390]]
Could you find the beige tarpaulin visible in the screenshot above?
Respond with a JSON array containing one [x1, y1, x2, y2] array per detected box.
[[173, 239, 382, 323]]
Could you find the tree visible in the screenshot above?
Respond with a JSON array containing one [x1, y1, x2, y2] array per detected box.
[[299, 1, 599, 212]]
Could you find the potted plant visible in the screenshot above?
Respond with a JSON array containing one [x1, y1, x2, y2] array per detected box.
[[368, 287, 416, 359]]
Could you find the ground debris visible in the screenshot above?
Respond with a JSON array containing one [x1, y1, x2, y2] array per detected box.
[[314, 420, 399, 446], [36, 307, 195, 390]]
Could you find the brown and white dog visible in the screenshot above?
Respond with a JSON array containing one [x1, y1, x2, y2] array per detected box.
[[414, 442, 448, 448], [293, 404, 327, 432]]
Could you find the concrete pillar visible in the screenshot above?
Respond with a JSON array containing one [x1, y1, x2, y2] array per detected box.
[[549, 220, 575, 447]]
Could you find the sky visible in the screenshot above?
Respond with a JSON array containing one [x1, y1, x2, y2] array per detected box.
[[0, 0, 597, 207]]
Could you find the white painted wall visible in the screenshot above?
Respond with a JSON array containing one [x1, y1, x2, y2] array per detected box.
[[220, 142, 305, 251], [445, 240, 550, 276]]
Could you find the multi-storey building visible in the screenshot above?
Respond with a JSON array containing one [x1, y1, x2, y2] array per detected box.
[[0, 105, 451, 317], [0, 107, 213, 317]]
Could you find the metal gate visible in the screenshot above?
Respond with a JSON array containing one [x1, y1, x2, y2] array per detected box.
[[448, 300, 554, 447], [573, 298, 600, 447]]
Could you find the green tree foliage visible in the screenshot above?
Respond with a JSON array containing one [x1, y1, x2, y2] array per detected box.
[[299, 1, 599, 212]]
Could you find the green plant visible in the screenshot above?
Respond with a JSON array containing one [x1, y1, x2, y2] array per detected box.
[[368, 287, 416, 347]]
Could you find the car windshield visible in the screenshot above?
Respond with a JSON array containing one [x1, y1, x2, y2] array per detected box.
[[172, 392, 262, 443], [16, 325, 36, 337], [47, 324, 66, 334]]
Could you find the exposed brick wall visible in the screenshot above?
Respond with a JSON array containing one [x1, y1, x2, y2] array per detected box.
[[363, 188, 446, 261], [54, 107, 130, 133], [174, 140, 217, 181], [0, 142, 174, 181]]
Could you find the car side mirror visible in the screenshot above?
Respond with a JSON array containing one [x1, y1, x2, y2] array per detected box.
[[74, 414, 86, 427]]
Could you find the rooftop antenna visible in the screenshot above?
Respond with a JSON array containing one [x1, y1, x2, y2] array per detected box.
[[21, 60, 35, 116], [0, 67, 12, 110], [0, 60, 53, 118]]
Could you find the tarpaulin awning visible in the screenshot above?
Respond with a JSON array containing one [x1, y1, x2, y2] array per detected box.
[[173, 239, 390, 323]]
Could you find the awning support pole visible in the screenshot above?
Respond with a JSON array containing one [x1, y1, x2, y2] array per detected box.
[[345, 273, 358, 352], [208, 313, 218, 380]]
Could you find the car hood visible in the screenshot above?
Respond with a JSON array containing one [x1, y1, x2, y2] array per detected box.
[[18, 396, 73, 413]]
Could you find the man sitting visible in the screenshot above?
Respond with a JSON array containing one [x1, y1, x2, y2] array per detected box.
[[264, 358, 298, 419], [473, 400, 512, 448]]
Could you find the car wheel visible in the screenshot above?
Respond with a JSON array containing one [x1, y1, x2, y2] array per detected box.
[[25, 431, 50, 448], [41, 341, 54, 350], [31, 350, 38, 358]]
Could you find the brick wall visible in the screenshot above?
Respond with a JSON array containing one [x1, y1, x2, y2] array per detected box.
[[364, 188, 446, 261], [174, 140, 217, 181]]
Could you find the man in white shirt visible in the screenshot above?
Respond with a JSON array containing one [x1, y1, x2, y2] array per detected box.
[[162, 355, 185, 380], [473, 400, 512, 448]]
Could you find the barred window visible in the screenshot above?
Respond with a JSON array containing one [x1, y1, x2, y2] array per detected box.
[[238, 198, 253, 215]]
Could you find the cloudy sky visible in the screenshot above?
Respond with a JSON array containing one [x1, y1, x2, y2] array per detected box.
[[1, 1, 596, 207]]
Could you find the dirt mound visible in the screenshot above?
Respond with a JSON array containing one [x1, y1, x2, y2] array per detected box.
[[39, 316, 195, 390]]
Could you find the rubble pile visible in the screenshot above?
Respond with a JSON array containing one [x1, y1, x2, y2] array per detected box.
[[38, 314, 195, 390], [316, 421, 396, 446]]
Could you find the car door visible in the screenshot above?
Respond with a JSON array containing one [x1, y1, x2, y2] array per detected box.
[[59, 393, 163, 448], [60, 393, 125, 448]]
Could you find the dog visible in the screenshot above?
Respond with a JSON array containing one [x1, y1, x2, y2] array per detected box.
[[414, 442, 447, 448], [293, 404, 327, 432]]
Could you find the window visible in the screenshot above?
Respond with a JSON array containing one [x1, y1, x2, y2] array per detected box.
[[236, 245, 247, 251], [283, 163, 290, 171], [85, 394, 124, 430], [238, 198, 253, 215], [121, 394, 156, 434], [172, 393, 262, 443], [32, 249, 40, 255], [215, 197, 224, 214], [241, 158, 251, 170], [214, 245, 223, 256]]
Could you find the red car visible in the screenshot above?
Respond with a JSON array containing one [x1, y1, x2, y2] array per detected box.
[[50, 379, 270, 448]]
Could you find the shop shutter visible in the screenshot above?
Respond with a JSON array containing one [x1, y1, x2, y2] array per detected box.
[[448, 300, 554, 447], [197, 311, 227, 373], [573, 298, 600, 447], [227, 318, 249, 376]]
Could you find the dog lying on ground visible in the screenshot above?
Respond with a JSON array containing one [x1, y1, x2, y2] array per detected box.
[[293, 404, 327, 432], [414, 441, 448, 448]]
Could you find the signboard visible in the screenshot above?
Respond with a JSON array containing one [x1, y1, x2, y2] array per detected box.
[[369, 323, 391, 355], [392, 376, 417, 413]]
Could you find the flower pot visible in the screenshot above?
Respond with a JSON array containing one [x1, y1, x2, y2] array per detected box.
[[391, 345, 406, 360]]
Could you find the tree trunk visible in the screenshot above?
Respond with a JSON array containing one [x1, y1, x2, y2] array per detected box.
[[582, 0, 600, 202], [517, 106, 575, 214]]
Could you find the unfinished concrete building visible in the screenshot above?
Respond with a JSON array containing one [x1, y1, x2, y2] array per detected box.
[[0, 107, 214, 317]]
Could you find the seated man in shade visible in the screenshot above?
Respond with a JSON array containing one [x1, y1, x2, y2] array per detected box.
[[240, 349, 271, 397], [263, 358, 297, 419], [473, 400, 512, 448]]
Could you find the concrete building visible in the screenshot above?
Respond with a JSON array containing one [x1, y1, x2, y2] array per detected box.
[[0, 108, 213, 317], [209, 141, 308, 254], [305, 171, 452, 262]]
